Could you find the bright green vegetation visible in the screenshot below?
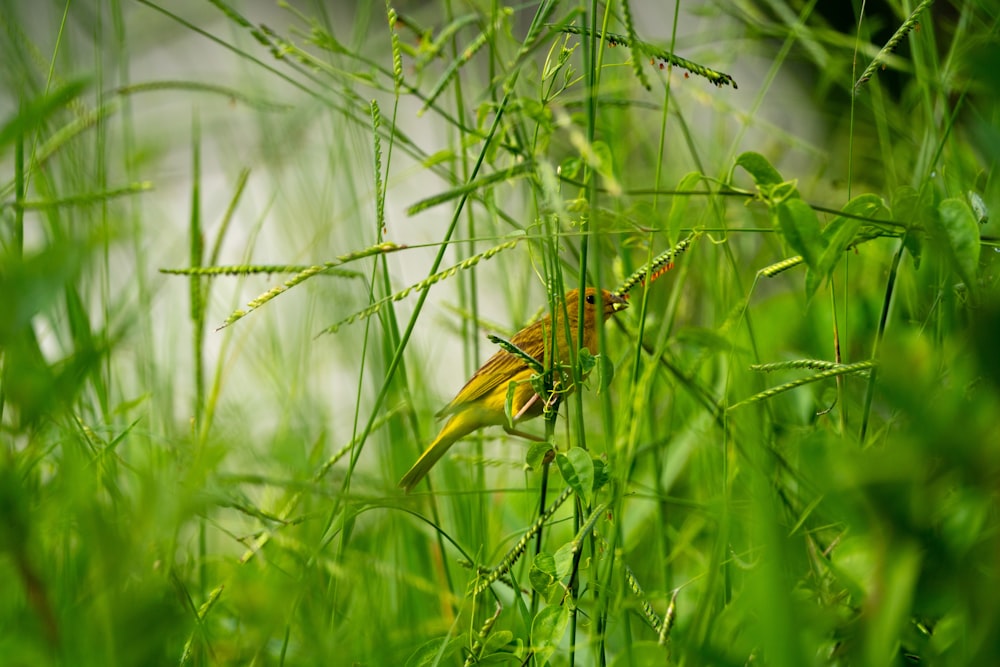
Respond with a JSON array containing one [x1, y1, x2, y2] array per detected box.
[[2, 1, 998, 665]]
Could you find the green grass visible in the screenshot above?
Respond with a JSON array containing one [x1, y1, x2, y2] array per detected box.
[[2, 1, 999, 665]]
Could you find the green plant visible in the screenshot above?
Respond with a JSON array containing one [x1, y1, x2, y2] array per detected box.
[[2, 1, 997, 665]]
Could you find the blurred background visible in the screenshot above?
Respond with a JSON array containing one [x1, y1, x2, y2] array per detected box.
[[2, 1, 998, 665]]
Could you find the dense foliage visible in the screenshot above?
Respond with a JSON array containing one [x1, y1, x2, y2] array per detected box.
[[2, 1, 997, 665]]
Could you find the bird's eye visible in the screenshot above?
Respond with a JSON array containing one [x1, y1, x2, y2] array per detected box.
[[585, 292, 595, 305]]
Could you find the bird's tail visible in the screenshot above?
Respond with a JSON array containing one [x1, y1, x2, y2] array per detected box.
[[398, 425, 462, 493]]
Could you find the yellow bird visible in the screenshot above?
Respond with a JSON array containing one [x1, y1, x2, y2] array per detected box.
[[399, 288, 628, 492]]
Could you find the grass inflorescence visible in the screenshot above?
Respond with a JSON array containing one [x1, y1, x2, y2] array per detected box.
[[2, 1, 998, 666]]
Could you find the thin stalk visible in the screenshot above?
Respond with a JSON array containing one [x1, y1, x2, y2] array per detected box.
[[1, 129, 26, 426], [330, 1, 558, 620], [529, 444, 554, 621], [185, 116, 208, 601], [445, 0, 488, 585], [570, 4, 611, 662], [859, 236, 906, 443]]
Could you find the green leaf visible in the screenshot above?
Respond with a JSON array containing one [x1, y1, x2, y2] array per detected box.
[[595, 352, 615, 394], [421, 148, 455, 168], [478, 651, 522, 665], [775, 198, 826, 271], [0, 78, 89, 149], [933, 198, 981, 298], [804, 267, 822, 302], [530, 372, 550, 406], [404, 636, 463, 667], [504, 380, 518, 426], [479, 630, 515, 659], [892, 185, 930, 268], [559, 156, 581, 180], [826, 193, 888, 241], [592, 457, 610, 492], [902, 232, 923, 269], [556, 447, 594, 503], [551, 542, 575, 580], [525, 440, 554, 470], [578, 347, 598, 376], [520, 98, 551, 126], [531, 544, 573, 604], [891, 185, 921, 221], [579, 348, 614, 393], [806, 194, 888, 300], [530, 552, 558, 595], [865, 543, 922, 665], [0, 247, 76, 342], [734, 151, 785, 187], [968, 190, 989, 225], [734, 152, 803, 208], [530, 605, 571, 665], [65, 285, 95, 354], [0, 245, 102, 425]]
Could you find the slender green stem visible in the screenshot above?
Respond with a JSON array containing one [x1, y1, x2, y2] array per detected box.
[[859, 236, 906, 443]]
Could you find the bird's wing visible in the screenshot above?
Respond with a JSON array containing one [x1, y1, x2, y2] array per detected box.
[[436, 319, 549, 417]]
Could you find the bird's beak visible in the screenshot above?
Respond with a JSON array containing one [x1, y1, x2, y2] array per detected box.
[[610, 293, 628, 312]]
